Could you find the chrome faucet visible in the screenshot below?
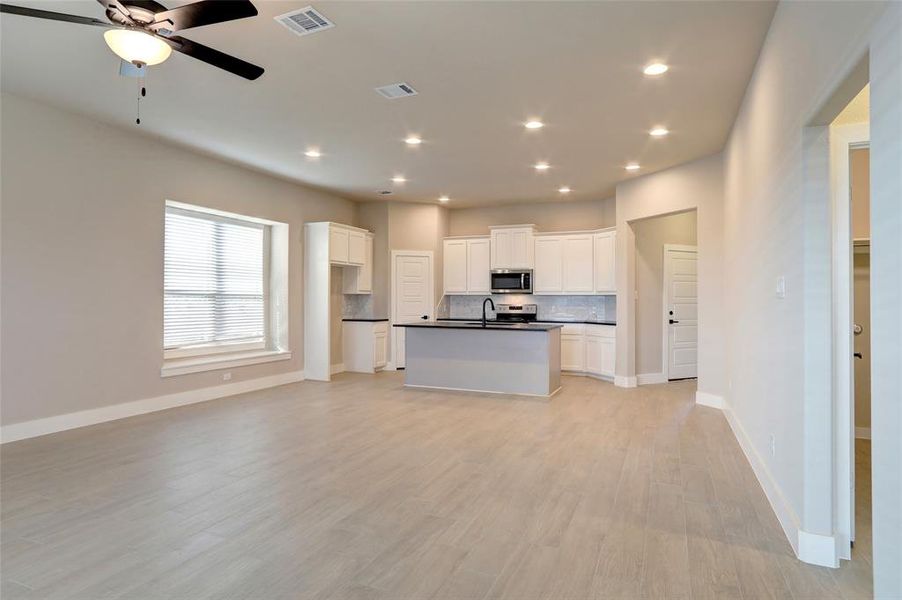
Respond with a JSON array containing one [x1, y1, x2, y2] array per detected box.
[[482, 297, 495, 327]]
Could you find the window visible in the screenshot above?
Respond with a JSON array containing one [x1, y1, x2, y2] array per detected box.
[[164, 204, 268, 357]]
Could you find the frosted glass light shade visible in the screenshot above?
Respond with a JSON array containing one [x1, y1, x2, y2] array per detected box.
[[104, 29, 171, 65]]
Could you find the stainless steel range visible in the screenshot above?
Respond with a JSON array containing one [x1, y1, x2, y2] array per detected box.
[[495, 303, 538, 323]]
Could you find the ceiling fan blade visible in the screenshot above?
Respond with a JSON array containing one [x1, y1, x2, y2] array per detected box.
[[161, 34, 263, 80], [151, 0, 257, 33], [0, 4, 109, 27]]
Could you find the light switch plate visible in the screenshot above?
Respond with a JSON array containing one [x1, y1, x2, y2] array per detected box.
[[776, 276, 786, 299]]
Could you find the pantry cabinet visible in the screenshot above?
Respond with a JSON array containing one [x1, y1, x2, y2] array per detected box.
[[443, 236, 491, 295]]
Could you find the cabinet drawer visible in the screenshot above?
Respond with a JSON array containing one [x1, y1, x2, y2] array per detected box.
[[560, 323, 585, 335], [373, 322, 388, 335], [586, 324, 615, 338]]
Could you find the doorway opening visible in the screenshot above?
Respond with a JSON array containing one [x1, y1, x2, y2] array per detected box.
[[831, 82, 872, 589], [631, 209, 698, 385]]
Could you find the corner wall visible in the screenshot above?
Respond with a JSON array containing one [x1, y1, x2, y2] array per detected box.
[[0, 93, 357, 429]]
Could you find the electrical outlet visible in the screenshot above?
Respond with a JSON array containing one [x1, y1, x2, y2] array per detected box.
[[769, 434, 776, 458], [222, 372, 232, 381], [775, 276, 786, 299]]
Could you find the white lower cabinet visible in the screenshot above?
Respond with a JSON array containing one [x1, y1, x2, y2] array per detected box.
[[342, 321, 388, 373], [556, 323, 615, 379]]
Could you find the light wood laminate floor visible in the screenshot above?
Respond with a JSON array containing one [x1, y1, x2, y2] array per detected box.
[[1, 373, 872, 599]]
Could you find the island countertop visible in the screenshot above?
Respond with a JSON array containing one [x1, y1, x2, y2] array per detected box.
[[393, 321, 562, 332]]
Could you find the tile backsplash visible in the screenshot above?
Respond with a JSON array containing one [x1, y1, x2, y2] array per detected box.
[[441, 294, 616, 322]]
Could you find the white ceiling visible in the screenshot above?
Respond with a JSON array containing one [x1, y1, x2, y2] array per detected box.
[[1, 1, 776, 207]]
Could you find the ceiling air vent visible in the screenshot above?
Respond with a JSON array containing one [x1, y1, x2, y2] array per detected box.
[[374, 83, 418, 100], [275, 6, 335, 36]]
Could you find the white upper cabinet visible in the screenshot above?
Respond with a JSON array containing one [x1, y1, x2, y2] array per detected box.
[[533, 236, 564, 293], [443, 239, 469, 294], [348, 230, 366, 266], [467, 238, 491, 293], [329, 226, 349, 264], [562, 235, 594, 293], [490, 226, 535, 269], [443, 237, 490, 295], [343, 233, 373, 294], [594, 231, 616, 293]]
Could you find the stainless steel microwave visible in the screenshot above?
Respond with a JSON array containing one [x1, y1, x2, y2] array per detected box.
[[490, 269, 533, 294]]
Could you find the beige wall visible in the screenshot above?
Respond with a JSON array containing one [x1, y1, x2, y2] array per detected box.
[[448, 197, 615, 236], [387, 202, 449, 307], [633, 211, 698, 376], [850, 147, 870, 240], [355, 203, 390, 317], [0, 93, 357, 426], [615, 153, 725, 401]]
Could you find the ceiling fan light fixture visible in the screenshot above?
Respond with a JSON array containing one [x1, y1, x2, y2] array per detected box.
[[104, 29, 171, 66]]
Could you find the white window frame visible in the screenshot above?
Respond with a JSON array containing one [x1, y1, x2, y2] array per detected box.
[[161, 200, 291, 377]]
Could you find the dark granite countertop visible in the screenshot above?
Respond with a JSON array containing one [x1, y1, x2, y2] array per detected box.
[[394, 321, 562, 332], [437, 317, 616, 326], [342, 318, 389, 322]]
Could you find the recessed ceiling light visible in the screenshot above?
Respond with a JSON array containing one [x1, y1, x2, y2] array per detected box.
[[524, 120, 544, 129], [649, 127, 669, 137], [405, 136, 422, 145], [438, 195, 450, 203], [625, 163, 640, 171], [534, 162, 550, 171], [304, 149, 321, 158], [391, 175, 407, 183], [558, 186, 571, 194], [643, 62, 668, 76]]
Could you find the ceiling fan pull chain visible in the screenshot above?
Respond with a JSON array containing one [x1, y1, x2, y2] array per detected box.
[[136, 68, 146, 125]]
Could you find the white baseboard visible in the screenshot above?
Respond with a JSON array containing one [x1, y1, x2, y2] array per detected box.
[[637, 372, 667, 385], [855, 427, 871, 440], [722, 403, 802, 558], [330, 363, 345, 375], [614, 375, 637, 388], [695, 391, 725, 409], [1, 370, 305, 444], [798, 530, 839, 568]]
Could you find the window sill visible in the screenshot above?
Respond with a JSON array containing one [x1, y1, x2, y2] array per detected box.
[[161, 349, 292, 378]]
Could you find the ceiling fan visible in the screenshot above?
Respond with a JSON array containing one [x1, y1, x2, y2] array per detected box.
[[0, 0, 264, 80]]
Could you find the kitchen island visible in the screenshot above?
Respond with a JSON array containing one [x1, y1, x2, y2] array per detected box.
[[393, 321, 562, 397]]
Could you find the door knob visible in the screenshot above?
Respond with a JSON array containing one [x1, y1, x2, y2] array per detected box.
[[669, 319, 680, 324], [421, 315, 428, 320], [854, 352, 863, 359]]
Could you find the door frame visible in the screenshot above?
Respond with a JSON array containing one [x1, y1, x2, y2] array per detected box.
[[389, 250, 435, 370], [830, 121, 870, 560], [662, 244, 698, 381]]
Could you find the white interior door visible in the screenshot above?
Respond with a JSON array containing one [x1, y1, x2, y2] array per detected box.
[[392, 252, 433, 369], [664, 245, 698, 380]]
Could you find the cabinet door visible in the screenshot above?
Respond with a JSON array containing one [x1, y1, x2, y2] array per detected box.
[[467, 239, 491, 293], [594, 231, 616, 293], [585, 335, 604, 375], [329, 227, 349, 264], [600, 338, 615, 376], [510, 229, 534, 268], [443, 239, 469, 294], [491, 230, 512, 269], [373, 330, 387, 369], [561, 334, 586, 371], [348, 231, 366, 266], [563, 235, 595, 293], [533, 237, 563, 293], [358, 236, 373, 292]]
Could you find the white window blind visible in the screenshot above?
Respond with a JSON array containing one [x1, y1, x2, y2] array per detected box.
[[164, 205, 266, 353]]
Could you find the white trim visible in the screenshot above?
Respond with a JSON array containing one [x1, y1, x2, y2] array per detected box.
[[798, 530, 840, 568], [695, 391, 724, 409], [830, 122, 870, 561], [161, 350, 291, 377], [637, 372, 667, 385], [614, 375, 637, 388], [330, 363, 345, 375], [855, 427, 871, 440], [1, 370, 305, 444], [723, 404, 802, 558]]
